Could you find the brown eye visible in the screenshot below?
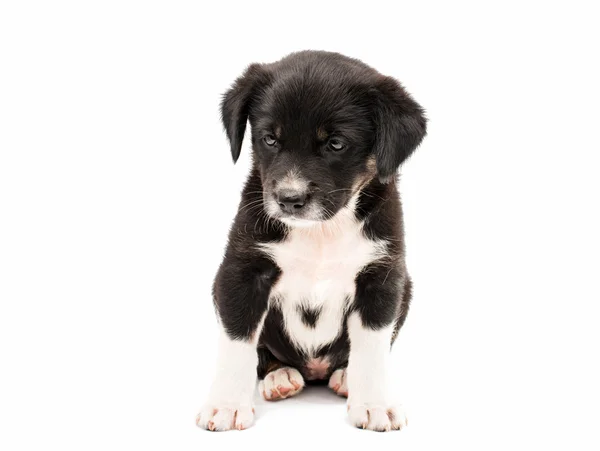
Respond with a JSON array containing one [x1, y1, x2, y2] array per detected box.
[[328, 139, 345, 152], [264, 135, 277, 146]]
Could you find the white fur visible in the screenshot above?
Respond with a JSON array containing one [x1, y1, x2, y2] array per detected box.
[[196, 324, 263, 431], [259, 367, 305, 400], [346, 311, 408, 431], [278, 168, 309, 193], [258, 203, 388, 355]]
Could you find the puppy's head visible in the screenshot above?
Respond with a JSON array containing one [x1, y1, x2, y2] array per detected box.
[[221, 51, 426, 225]]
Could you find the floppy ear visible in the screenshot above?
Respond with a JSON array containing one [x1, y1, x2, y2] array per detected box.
[[221, 63, 271, 163], [370, 76, 427, 183]]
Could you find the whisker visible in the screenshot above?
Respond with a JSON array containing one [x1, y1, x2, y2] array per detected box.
[[325, 188, 354, 195], [360, 192, 387, 202], [238, 199, 264, 213]]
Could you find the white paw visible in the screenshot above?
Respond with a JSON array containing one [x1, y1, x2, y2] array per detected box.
[[259, 367, 305, 401], [196, 404, 255, 431], [347, 404, 408, 432], [328, 368, 348, 397]]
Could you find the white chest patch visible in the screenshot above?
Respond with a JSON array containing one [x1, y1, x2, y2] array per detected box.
[[258, 212, 388, 354]]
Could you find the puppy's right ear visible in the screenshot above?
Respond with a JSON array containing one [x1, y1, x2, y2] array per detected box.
[[221, 63, 271, 163]]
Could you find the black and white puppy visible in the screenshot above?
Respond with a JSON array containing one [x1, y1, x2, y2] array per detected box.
[[197, 51, 427, 432]]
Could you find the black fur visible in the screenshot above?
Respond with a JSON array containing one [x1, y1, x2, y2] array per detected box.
[[213, 50, 426, 379], [297, 305, 321, 328]]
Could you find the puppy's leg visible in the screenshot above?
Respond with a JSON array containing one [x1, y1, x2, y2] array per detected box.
[[196, 328, 262, 431], [196, 257, 277, 432], [346, 268, 409, 432]]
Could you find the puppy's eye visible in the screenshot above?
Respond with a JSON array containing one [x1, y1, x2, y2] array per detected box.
[[328, 139, 345, 152], [264, 135, 277, 147]]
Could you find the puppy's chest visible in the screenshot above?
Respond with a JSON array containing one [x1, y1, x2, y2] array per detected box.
[[259, 222, 387, 351]]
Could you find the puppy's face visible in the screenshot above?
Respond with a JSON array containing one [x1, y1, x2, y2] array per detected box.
[[221, 51, 427, 225], [251, 82, 376, 224]]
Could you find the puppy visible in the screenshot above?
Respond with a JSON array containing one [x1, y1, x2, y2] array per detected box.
[[197, 51, 426, 432]]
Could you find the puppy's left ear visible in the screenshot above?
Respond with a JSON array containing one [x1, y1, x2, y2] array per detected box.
[[370, 76, 427, 183], [221, 63, 271, 163]]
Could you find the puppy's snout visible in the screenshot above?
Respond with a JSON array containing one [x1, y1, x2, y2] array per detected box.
[[277, 190, 307, 214]]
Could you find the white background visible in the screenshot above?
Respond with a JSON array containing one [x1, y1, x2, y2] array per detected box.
[[1, 1, 599, 450]]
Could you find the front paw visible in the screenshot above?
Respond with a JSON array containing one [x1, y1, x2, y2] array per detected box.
[[196, 404, 254, 431], [347, 404, 407, 432]]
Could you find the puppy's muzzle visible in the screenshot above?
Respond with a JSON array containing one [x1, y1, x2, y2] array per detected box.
[[276, 189, 307, 214]]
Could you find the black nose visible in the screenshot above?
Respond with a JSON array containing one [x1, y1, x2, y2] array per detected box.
[[277, 191, 307, 214]]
